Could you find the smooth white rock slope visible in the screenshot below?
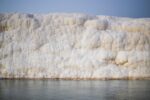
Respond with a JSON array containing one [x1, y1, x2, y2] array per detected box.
[[0, 13, 150, 79]]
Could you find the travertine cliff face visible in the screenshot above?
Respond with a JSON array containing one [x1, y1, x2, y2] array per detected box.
[[0, 13, 150, 79]]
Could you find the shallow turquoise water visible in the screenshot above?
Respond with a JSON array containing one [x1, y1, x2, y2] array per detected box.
[[0, 80, 150, 100]]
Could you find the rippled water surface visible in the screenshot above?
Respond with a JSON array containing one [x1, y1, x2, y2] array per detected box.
[[0, 80, 150, 100]]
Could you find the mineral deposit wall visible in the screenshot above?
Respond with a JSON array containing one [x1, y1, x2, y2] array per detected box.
[[0, 13, 150, 79]]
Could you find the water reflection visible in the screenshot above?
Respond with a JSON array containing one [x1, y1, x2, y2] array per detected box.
[[0, 80, 150, 100]]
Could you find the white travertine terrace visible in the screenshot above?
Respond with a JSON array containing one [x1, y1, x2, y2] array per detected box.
[[0, 13, 150, 79]]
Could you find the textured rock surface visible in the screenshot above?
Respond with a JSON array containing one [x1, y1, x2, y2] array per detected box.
[[0, 13, 150, 79]]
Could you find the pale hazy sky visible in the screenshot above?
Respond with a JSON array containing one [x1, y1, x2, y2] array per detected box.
[[0, 0, 150, 18]]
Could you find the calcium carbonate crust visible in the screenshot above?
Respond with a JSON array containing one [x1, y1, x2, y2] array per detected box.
[[0, 13, 150, 79]]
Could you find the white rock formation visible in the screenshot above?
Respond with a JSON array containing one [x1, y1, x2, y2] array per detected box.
[[0, 13, 150, 79]]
